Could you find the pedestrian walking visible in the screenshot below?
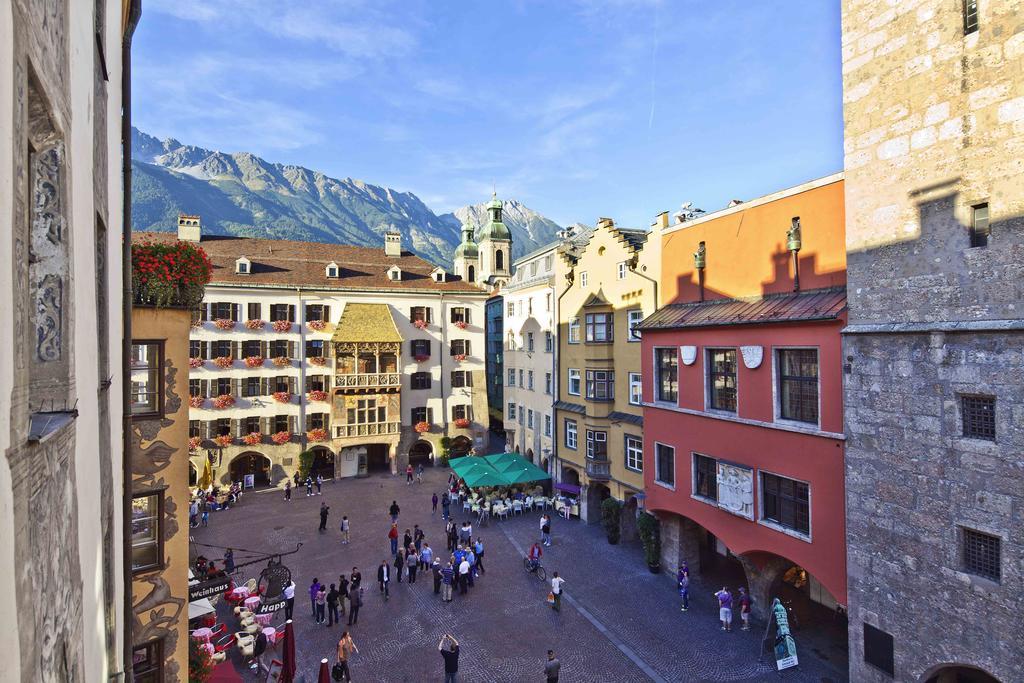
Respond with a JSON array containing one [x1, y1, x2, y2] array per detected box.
[[473, 538, 485, 574], [319, 503, 330, 531], [442, 493, 450, 520], [201, 508, 209, 527], [284, 480, 292, 501], [223, 548, 235, 574], [326, 584, 340, 626], [336, 631, 359, 682], [394, 549, 405, 583], [309, 578, 322, 618], [677, 563, 690, 611], [189, 499, 199, 528], [284, 580, 296, 620], [338, 574, 349, 617], [432, 492, 439, 515], [432, 557, 443, 594], [545, 650, 561, 683], [403, 529, 413, 553], [340, 515, 350, 544], [305, 476, 313, 497], [388, 524, 399, 555], [446, 520, 457, 552], [350, 567, 362, 592], [416, 464, 424, 483], [541, 514, 552, 546], [316, 473, 323, 494], [315, 584, 327, 624], [406, 464, 414, 484], [407, 549, 419, 584], [738, 587, 751, 630], [715, 587, 733, 632], [414, 524, 424, 552], [389, 500, 400, 523], [441, 561, 454, 601], [439, 634, 459, 683], [465, 548, 476, 587], [377, 560, 390, 599], [420, 542, 433, 570], [347, 586, 362, 625], [550, 572, 564, 612]]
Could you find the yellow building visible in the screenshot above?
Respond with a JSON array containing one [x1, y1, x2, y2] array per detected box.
[[554, 216, 663, 525], [129, 304, 193, 680]]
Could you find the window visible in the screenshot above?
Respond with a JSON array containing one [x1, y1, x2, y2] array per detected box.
[[495, 249, 504, 270], [410, 339, 431, 358], [214, 418, 231, 436], [528, 297, 533, 315], [507, 368, 516, 386], [270, 303, 295, 322], [962, 0, 978, 34], [272, 414, 290, 433], [452, 404, 471, 421], [507, 402, 516, 419], [627, 309, 643, 341], [585, 312, 613, 342], [307, 375, 328, 392], [777, 349, 819, 424], [326, 264, 339, 278], [580, 272, 588, 287], [761, 472, 810, 536], [451, 370, 473, 388], [527, 332, 535, 352], [568, 317, 580, 343], [693, 454, 717, 501], [707, 349, 737, 412], [518, 369, 524, 387], [210, 302, 235, 320], [655, 348, 678, 403], [451, 339, 471, 356], [961, 527, 1000, 581], [271, 376, 290, 393], [269, 339, 289, 358], [969, 202, 989, 248], [528, 370, 534, 390], [617, 262, 627, 279], [545, 331, 553, 352], [507, 302, 514, 317], [527, 409, 534, 429], [411, 406, 433, 424], [451, 307, 470, 324], [517, 405, 524, 424], [308, 413, 328, 430], [564, 419, 577, 449], [211, 340, 232, 359], [236, 259, 249, 274], [546, 292, 552, 311], [655, 443, 675, 487], [247, 302, 261, 320], [568, 369, 581, 396], [130, 343, 162, 416], [544, 414, 552, 437], [629, 373, 642, 405], [242, 377, 261, 397], [132, 640, 164, 683], [347, 398, 386, 424], [962, 395, 996, 440], [305, 304, 329, 322], [243, 416, 261, 434], [131, 492, 162, 573], [585, 370, 614, 400], [410, 306, 432, 324], [586, 430, 607, 459], [189, 420, 201, 438], [506, 332, 516, 351], [625, 435, 643, 471], [189, 379, 203, 398], [545, 372, 552, 395], [863, 624, 895, 677], [242, 340, 261, 357], [189, 340, 203, 359], [411, 372, 431, 390], [530, 262, 538, 277], [305, 340, 325, 358]]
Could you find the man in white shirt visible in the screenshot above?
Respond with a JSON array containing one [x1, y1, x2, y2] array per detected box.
[[458, 558, 471, 595], [283, 580, 295, 620], [550, 572, 565, 612]]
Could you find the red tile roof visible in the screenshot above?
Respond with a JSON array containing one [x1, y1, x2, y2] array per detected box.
[[639, 287, 847, 330], [134, 232, 484, 293]]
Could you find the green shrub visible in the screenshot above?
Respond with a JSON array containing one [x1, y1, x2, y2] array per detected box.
[[601, 497, 622, 544], [637, 512, 661, 567], [297, 450, 315, 479]]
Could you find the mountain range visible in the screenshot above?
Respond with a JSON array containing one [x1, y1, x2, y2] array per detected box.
[[130, 128, 564, 266]]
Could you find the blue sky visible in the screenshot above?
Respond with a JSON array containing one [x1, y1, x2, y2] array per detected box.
[[134, 1, 843, 228]]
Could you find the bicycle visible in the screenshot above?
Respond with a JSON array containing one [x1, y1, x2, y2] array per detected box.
[[523, 556, 547, 582]]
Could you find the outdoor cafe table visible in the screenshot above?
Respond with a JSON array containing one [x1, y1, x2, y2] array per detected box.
[[244, 596, 261, 611], [191, 627, 213, 644], [262, 627, 277, 646], [231, 586, 249, 600], [254, 613, 273, 627]]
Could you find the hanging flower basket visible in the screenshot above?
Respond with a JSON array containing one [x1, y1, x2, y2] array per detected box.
[[212, 394, 236, 409], [308, 390, 329, 402], [307, 428, 329, 442], [213, 434, 234, 448], [189, 357, 204, 369], [272, 320, 292, 332], [310, 356, 328, 366], [245, 319, 266, 330], [243, 432, 263, 446], [213, 356, 234, 369], [214, 318, 236, 330], [453, 354, 467, 362], [307, 320, 328, 332], [454, 418, 471, 429], [132, 240, 212, 308], [414, 421, 431, 433], [454, 321, 469, 330], [189, 395, 206, 409], [244, 356, 265, 368], [272, 391, 292, 404], [414, 354, 430, 363], [272, 356, 292, 367], [271, 431, 292, 445], [188, 436, 202, 452], [413, 319, 429, 330]]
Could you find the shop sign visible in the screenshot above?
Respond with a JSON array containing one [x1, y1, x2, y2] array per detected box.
[[189, 575, 232, 602]]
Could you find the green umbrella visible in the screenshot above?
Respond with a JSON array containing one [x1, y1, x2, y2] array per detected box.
[[502, 461, 551, 484], [460, 465, 507, 488], [482, 453, 521, 473]]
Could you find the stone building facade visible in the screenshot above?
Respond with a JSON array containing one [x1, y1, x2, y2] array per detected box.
[[841, 1, 1023, 681], [0, 0, 137, 680]]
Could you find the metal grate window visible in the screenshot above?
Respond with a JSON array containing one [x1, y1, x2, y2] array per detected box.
[[962, 395, 995, 440], [962, 0, 978, 35], [969, 203, 989, 248], [863, 624, 894, 676], [778, 349, 819, 423], [962, 528, 1000, 581]]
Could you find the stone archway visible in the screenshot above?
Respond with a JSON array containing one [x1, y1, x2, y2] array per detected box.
[[228, 452, 272, 487], [586, 483, 611, 526], [409, 440, 433, 466], [308, 446, 335, 480], [922, 664, 1001, 683], [526, 448, 535, 463], [189, 462, 198, 487], [561, 467, 580, 487], [449, 436, 472, 458]]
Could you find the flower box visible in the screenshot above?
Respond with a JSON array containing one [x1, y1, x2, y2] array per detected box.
[[454, 418, 471, 429], [245, 319, 266, 330], [307, 428, 329, 442], [189, 395, 206, 409], [190, 318, 203, 329], [453, 354, 467, 362], [413, 319, 428, 330], [413, 354, 430, 363], [213, 434, 234, 447], [309, 356, 328, 366], [272, 391, 292, 404], [212, 394, 236, 409], [308, 390, 329, 402], [272, 356, 292, 367], [189, 357, 204, 369], [132, 240, 212, 309], [244, 356, 265, 368], [243, 432, 263, 446], [271, 431, 292, 445], [414, 421, 431, 433], [272, 320, 292, 333], [188, 436, 202, 452], [454, 321, 469, 330], [213, 356, 234, 369], [307, 319, 327, 332], [213, 318, 236, 330]]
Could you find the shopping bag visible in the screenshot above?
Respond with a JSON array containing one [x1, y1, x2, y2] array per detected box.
[[546, 592, 555, 605]]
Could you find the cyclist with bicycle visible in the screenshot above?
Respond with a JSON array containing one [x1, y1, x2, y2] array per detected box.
[[527, 541, 543, 571]]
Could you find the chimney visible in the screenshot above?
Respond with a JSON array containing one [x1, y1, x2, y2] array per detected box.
[[653, 211, 669, 229], [177, 214, 201, 242], [384, 229, 402, 257]]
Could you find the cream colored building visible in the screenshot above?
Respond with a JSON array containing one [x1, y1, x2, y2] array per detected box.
[[554, 217, 664, 524]]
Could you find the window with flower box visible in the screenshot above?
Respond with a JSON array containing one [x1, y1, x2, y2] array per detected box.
[[451, 370, 473, 388], [242, 416, 261, 434], [451, 339, 471, 356], [189, 340, 204, 359], [211, 340, 232, 359], [411, 407, 434, 424], [213, 418, 231, 436], [189, 421, 201, 438], [242, 340, 262, 358], [305, 304, 330, 322], [411, 372, 432, 390], [451, 404, 471, 421], [269, 340, 291, 358], [271, 415, 294, 433], [410, 339, 431, 358], [410, 306, 432, 324], [215, 378, 232, 396], [308, 413, 329, 430], [210, 302, 239, 321], [451, 307, 470, 324], [306, 340, 325, 358], [242, 377, 262, 397], [189, 379, 204, 398], [248, 302, 261, 320], [130, 342, 163, 417], [270, 304, 296, 322], [307, 375, 328, 392]]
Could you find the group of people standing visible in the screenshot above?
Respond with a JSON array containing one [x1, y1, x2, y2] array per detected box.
[[283, 472, 325, 501], [306, 568, 365, 628], [676, 561, 752, 632]]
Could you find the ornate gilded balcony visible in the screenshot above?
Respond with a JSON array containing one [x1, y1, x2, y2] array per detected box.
[[585, 458, 611, 481], [334, 421, 401, 438], [333, 373, 402, 389]]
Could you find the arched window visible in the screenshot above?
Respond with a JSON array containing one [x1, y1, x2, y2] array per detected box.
[[495, 249, 504, 271], [468, 265, 475, 282]]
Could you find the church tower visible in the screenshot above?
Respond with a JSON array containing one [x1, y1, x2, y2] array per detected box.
[[477, 193, 512, 288], [453, 218, 480, 285]]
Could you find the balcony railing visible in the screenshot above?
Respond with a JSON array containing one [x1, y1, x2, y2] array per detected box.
[[334, 373, 402, 388], [585, 458, 611, 481], [334, 421, 401, 438]]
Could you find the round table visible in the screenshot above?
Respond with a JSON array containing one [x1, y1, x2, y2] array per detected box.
[[200, 642, 215, 656], [231, 586, 249, 599], [191, 627, 213, 644], [262, 627, 277, 645], [244, 596, 261, 611], [253, 613, 273, 627]]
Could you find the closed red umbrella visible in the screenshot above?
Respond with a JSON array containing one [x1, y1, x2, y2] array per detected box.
[[317, 658, 331, 683], [280, 619, 297, 683]]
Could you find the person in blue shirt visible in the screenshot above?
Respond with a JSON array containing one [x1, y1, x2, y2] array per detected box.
[[473, 538, 485, 574]]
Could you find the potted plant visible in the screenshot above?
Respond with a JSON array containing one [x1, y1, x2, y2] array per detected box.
[[213, 434, 233, 448], [131, 239, 212, 308], [454, 320, 469, 330], [307, 428, 329, 442], [189, 357, 204, 369], [189, 395, 206, 409], [213, 318, 235, 330], [272, 356, 292, 367], [637, 512, 662, 573], [601, 497, 623, 545], [245, 319, 265, 330], [271, 431, 292, 445], [308, 390, 329, 402], [243, 432, 263, 446], [413, 354, 430, 363], [212, 394, 235, 409], [453, 353, 467, 362], [272, 320, 292, 332], [307, 319, 328, 332], [213, 356, 234, 369], [244, 355, 264, 368], [272, 391, 292, 404], [188, 436, 202, 452], [414, 421, 431, 433], [189, 635, 214, 683], [413, 319, 428, 330], [453, 418, 471, 429], [310, 356, 328, 366]]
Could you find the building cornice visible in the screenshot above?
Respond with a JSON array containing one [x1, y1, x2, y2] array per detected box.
[[643, 401, 845, 441]]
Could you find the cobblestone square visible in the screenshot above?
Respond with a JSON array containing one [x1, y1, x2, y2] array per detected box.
[[193, 468, 847, 682]]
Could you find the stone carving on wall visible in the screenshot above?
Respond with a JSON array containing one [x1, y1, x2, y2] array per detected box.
[[716, 462, 754, 520], [680, 345, 697, 366], [30, 145, 66, 363], [740, 345, 763, 369]]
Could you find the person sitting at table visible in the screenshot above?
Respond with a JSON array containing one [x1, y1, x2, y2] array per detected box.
[[206, 561, 220, 579]]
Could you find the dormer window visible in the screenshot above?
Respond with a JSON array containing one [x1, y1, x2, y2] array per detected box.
[[235, 257, 251, 274], [326, 262, 339, 278], [431, 267, 447, 283], [387, 266, 402, 281]]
